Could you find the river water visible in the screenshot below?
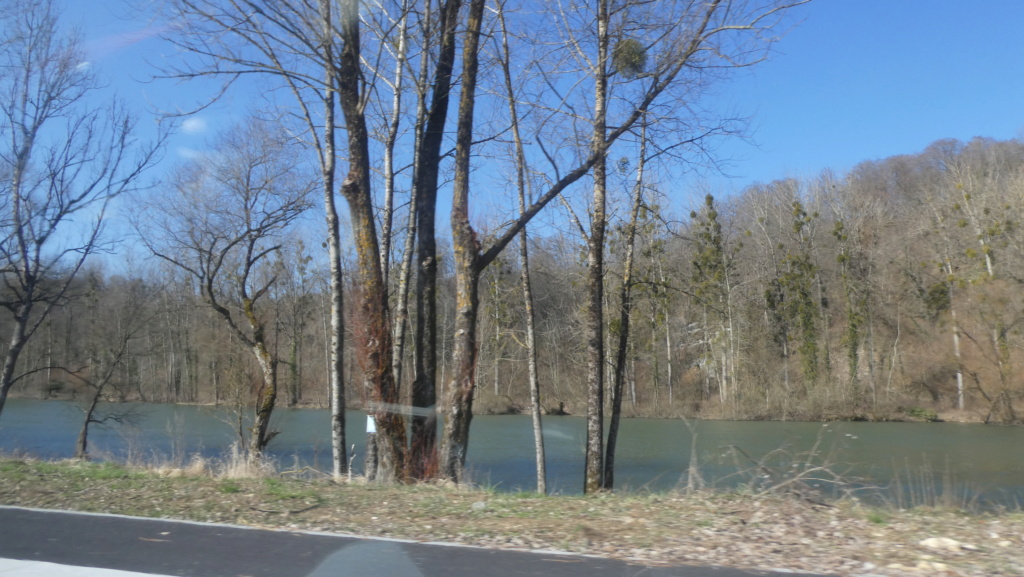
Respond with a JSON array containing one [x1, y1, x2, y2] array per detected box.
[[1, 400, 1021, 505]]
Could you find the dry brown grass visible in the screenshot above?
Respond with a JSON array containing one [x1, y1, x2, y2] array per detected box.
[[1, 458, 1022, 576]]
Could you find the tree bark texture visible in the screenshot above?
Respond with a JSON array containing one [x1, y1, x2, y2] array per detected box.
[[584, 0, 610, 495], [336, 0, 405, 481], [411, 0, 464, 479], [440, 0, 485, 482], [319, 0, 348, 479]]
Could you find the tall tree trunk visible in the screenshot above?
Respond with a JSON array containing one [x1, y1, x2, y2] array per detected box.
[[584, 0, 610, 494], [440, 0, 485, 482], [319, 0, 347, 479], [336, 0, 405, 481], [432, 0, 746, 483], [374, 9, 411, 481], [584, 164, 607, 492], [497, 1, 546, 493], [603, 118, 645, 490], [521, 233, 547, 493], [442, 251, 481, 480], [411, 0, 463, 479], [386, 7, 418, 480], [392, 5, 427, 392]]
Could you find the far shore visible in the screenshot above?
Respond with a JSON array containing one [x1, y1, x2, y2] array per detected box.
[[7, 393, 997, 425]]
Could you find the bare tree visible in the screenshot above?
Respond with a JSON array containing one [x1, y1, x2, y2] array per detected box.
[[439, 0, 811, 485], [408, 0, 467, 479], [140, 117, 315, 455], [580, 0, 613, 495], [494, 0, 546, 493], [319, 0, 350, 479], [159, 0, 810, 483], [161, 0, 388, 479], [604, 118, 649, 490], [74, 276, 151, 459], [0, 0, 162, 419]]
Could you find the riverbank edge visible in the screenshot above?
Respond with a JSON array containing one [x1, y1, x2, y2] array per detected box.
[[7, 393, 997, 424], [1, 458, 1021, 577]]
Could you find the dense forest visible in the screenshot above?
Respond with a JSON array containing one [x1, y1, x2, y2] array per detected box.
[[4, 0, 1022, 492], [8, 136, 1023, 428]]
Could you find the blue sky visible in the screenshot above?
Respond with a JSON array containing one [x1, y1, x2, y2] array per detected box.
[[710, 0, 1024, 190], [63, 0, 1024, 196]]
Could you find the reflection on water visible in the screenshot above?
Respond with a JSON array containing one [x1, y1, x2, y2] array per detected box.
[[1, 399, 1022, 505]]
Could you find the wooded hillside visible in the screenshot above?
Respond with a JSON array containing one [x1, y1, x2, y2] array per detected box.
[[8, 136, 1022, 425]]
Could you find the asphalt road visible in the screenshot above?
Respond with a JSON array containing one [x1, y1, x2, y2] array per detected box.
[[0, 507, 827, 577]]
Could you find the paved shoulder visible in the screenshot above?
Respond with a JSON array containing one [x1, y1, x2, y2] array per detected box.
[[0, 558, 169, 576], [0, 507, 822, 577]]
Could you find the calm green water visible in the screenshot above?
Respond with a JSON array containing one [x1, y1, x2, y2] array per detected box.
[[1, 399, 1021, 505]]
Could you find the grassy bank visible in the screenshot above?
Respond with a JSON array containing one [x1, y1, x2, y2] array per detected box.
[[0, 457, 1021, 576]]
